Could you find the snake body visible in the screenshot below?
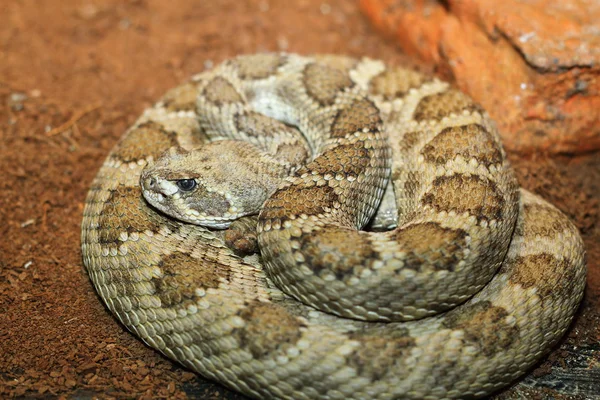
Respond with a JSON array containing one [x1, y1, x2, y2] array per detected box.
[[81, 54, 586, 399]]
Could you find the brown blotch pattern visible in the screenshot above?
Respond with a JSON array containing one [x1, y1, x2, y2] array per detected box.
[[104, 270, 148, 307], [422, 174, 505, 221], [392, 222, 468, 272], [517, 204, 573, 238], [234, 301, 303, 359], [421, 124, 503, 166], [98, 186, 165, 244], [111, 122, 178, 163], [506, 254, 575, 298], [369, 68, 430, 100], [235, 111, 288, 138], [151, 252, 229, 307], [297, 142, 371, 177], [346, 335, 415, 380], [203, 76, 243, 106], [442, 301, 519, 356], [413, 89, 483, 122], [162, 82, 200, 112], [313, 54, 359, 74], [274, 142, 310, 167], [261, 185, 338, 221], [398, 130, 424, 152], [300, 228, 377, 279], [330, 98, 382, 138], [233, 54, 286, 80], [188, 184, 231, 217], [402, 171, 421, 197], [303, 62, 354, 106]]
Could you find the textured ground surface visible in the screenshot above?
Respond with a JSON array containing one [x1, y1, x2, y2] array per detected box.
[[360, 0, 600, 155], [1, 1, 599, 399]]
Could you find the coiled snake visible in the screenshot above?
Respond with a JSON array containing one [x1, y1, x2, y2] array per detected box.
[[81, 54, 586, 399]]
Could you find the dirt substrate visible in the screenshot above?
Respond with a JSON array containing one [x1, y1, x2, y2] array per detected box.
[[1, 1, 599, 399]]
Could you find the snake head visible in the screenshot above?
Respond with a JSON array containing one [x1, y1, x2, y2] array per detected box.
[[140, 142, 274, 229]]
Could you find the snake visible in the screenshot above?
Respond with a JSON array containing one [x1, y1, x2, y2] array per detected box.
[[81, 53, 587, 399]]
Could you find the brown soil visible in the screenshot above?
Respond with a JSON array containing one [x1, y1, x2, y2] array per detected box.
[[1, 1, 598, 399]]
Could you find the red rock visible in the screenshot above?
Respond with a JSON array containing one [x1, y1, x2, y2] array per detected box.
[[360, 0, 600, 154]]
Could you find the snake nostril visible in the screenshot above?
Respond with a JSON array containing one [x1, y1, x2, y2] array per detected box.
[[145, 176, 157, 190]]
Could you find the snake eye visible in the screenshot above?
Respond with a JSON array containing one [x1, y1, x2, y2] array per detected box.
[[176, 179, 197, 192]]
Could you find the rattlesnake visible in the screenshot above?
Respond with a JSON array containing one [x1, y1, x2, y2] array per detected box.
[[81, 53, 586, 399]]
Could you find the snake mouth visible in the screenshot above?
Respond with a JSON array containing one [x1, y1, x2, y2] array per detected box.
[[141, 187, 166, 205]]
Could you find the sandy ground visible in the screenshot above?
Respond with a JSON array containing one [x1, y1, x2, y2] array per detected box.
[[1, 1, 598, 398]]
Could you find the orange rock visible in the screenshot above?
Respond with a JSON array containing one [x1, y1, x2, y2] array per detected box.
[[360, 0, 600, 154]]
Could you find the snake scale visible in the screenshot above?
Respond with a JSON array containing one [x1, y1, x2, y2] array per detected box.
[[81, 54, 586, 399]]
